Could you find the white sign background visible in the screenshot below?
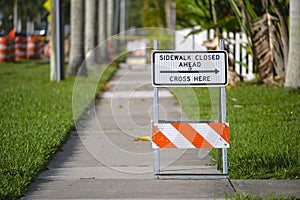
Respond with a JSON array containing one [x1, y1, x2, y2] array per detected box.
[[152, 51, 228, 87]]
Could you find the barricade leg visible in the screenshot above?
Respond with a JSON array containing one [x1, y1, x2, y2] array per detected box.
[[223, 148, 228, 174], [154, 148, 160, 175]]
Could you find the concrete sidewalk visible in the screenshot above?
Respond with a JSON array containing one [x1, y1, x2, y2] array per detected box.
[[23, 65, 300, 199]]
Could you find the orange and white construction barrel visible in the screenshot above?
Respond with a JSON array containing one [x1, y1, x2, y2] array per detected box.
[[15, 36, 26, 60], [0, 37, 7, 62], [6, 38, 15, 62], [27, 36, 37, 59]]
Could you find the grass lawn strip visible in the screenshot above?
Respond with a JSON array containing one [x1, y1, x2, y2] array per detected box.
[[173, 83, 300, 179], [0, 61, 117, 199]]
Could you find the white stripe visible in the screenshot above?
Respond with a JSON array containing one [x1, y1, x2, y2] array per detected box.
[[27, 44, 35, 48], [157, 124, 195, 148], [15, 52, 26, 56], [189, 123, 229, 148], [100, 90, 173, 98]]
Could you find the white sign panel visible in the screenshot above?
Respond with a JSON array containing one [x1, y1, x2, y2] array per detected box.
[[152, 51, 228, 87]]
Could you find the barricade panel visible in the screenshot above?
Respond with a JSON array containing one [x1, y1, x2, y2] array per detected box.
[[152, 122, 229, 149]]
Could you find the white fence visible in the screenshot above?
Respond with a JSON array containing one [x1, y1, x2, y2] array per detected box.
[[176, 28, 255, 81]]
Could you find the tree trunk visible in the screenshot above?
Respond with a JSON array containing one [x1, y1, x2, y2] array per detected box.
[[210, 0, 219, 40], [165, 0, 172, 29], [98, 0, 107, 62], [84, 0, 97, 55], [285, 0, 300, 89], [106, 0, 114, 37], [119, 0, 127, 33], [270, 0, 289, 70], [98, 0, 107, 42], [113, 0, 120, 35], [50, 0, 57, 81], [68, 0, 85, 76], [26, 21, 34, 35], [13, 0, 21, 33]]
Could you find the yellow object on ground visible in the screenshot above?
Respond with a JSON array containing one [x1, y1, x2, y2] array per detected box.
[[134, 136, 151, 141]]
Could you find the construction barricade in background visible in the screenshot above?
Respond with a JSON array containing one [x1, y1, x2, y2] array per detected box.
[[0, 35, 45, 62], [0, 37, 6, 62], [0, 37, 15, 62], [37, 39, 44, 58], [27, 36, 38, 59], [27, 35, 46, 59], [7, 38, 15, 62], [15, 36, 27, 60]]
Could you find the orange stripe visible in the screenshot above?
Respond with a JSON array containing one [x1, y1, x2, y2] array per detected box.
[[152, 125, 176, 148], [171, 123, 213, 148], [207, 123, 230, 144]]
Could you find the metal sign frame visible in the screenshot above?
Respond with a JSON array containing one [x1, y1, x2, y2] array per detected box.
[[151, 39, 229, 179]]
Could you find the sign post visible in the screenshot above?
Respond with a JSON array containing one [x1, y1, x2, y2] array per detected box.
[[219, 40, 228, 174], [151, 40, 230, 179], [153, 40, 160, 175]]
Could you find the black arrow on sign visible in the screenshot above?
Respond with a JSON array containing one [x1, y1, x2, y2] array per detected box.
[[160, 69, 220, 74]]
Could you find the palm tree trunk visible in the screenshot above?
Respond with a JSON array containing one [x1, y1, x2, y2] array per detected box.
[[106, 0, 114, 37], [98, 0, 107, 42], [210, 0, 219, 40], [284, 0, 300, 89], [85, 0, 97, 55], [98, 0, 107, 62], [113, 0, 120, 35], [50, 0, 57, 81], [119, 0, 127, 33], [270, 0, 289, 69], [68, 0, 85, 76]]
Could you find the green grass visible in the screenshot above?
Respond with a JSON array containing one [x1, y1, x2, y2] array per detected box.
[[232, 193, 297, 200], [0, 60, 299, 199], [172, 83, 300, 179], [0, 60, 116, 199]]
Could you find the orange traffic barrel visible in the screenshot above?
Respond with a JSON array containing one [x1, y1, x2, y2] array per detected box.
[[15, 36, 26, 60], [27, 36, 37, 59], [7, 38, 15, 61], [35, 39, 43, 59], [0, 37, 6, 62], [0, 37, 15, 62]]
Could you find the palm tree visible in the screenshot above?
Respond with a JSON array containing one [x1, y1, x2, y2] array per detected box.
[[228, 0, 288, 83], [68, 0, 85, 76], [284, 0, 300, 89], [84, 0, 97, 55], [97, 0, 107, 62], [106, 0, 114, 37]]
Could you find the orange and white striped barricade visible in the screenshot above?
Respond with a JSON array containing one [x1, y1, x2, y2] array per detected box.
[[15, 36, 27, 60], [36, 38, 43, 59], [0, 37, 7, 62], [152, 122, 229, 149], [7, 38, 15, 62], [27, 36, 37, 59], [0, 37, 15, 62], [151, 40, 229, 179]]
